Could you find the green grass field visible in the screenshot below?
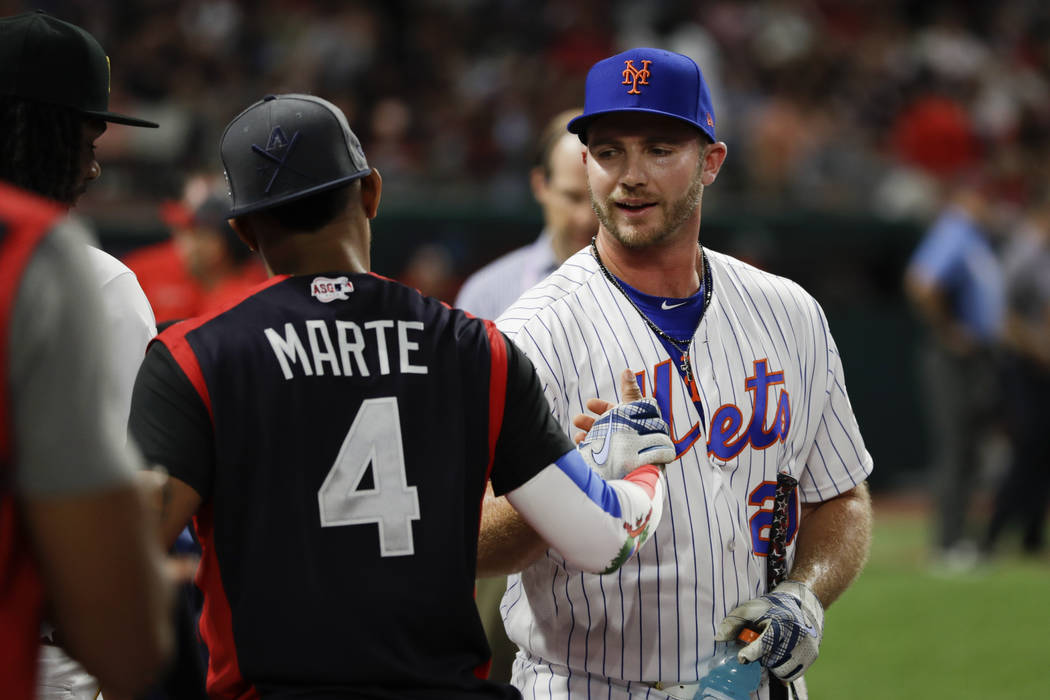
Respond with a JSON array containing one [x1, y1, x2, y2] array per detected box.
[[805, 501, 1048, 699]]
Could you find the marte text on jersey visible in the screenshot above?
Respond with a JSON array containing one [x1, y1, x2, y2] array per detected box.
[[264, 319, 429, 379]]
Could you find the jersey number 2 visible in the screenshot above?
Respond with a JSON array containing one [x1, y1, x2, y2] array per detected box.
[[317, 397, 420, 557], [748, 480, 799, 556]]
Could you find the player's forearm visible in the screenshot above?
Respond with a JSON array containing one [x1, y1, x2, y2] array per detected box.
[[154, 473, 203, 550], [506, 460, 663, 574], [23, 484, 174, 694], [787, 481, 872, 607], [477, 490, 548, 577]]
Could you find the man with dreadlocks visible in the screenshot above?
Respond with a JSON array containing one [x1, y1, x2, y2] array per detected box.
[[0, 10, 159, 424], [0, 10, 184, 700]]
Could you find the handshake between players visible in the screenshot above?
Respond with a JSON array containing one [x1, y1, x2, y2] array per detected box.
[[502, 369, 675, 575]]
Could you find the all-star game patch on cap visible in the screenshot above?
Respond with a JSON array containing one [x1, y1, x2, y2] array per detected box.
[[0, 10, 158, 128], [568, 48, 716, 143], [221, 94, 371, 217]]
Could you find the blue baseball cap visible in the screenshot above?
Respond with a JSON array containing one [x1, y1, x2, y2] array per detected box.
[[568, 48, 716, 143]]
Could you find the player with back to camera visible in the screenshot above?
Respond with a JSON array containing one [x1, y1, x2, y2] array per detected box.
[[128, 93, 678, 699], [478, 48, 874, 700], [0, 8, 176, 698]]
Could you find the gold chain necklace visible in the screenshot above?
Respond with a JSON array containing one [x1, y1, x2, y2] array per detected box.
[[590, 237, 712, 385]]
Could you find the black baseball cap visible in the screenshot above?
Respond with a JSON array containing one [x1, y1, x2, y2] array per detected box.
[[0, 10, 158, 128], [221, 94, 371, 217]]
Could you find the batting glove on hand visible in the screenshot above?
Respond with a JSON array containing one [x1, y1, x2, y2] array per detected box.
[[577, 398, 675, 480], [715, 580, 825, 683]]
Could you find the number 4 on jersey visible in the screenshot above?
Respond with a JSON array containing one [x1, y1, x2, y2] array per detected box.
[[318, 397, 420, 557]]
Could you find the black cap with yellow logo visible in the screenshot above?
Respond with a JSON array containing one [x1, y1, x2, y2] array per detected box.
[[0, 10, 158, 128]]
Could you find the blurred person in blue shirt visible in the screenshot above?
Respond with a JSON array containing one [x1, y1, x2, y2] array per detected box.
[[905, 178, 1006, 569]]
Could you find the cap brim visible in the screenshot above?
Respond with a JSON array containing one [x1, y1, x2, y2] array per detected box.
[[567, 108, 713, 142], [82, 109, 159, 128], [229, 168, 372, 217]]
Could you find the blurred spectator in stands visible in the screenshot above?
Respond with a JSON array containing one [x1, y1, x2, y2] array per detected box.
[[399, 243, 460, 304], [982, 190, 1050, 557], [121, 218, 202, 325], [456, 109, 596, 320], [169, 187, 267, 312], [904, 171, 1006, 570], [124, 175, 266, 324], [893, 92, 982, 179], [4, 0, 1045, 225]]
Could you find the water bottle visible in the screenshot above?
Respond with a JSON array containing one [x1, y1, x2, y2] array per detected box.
[[693, 627, 762, 700]]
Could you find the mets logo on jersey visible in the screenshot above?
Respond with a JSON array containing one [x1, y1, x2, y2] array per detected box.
[[310, 275, 353, 303], [707, 359, 791, 462], [622, 59, 652, 94], [637, 358, 790, 460]]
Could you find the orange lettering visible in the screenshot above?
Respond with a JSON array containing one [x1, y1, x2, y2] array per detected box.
[[621, 59, 652, 95]]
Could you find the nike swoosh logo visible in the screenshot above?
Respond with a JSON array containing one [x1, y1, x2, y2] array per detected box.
[[592, 432, 612, 466], [661, 300, 687, 310]]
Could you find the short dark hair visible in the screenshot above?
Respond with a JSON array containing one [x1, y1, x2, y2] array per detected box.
[[533, 109, 582, 180], [245, 181, 354, 233], [0, 96, 83, 203]]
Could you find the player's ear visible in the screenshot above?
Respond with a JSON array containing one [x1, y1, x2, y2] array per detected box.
[[360, 169, 382, 220], [700, 141, 728, 186], [228, 217, 257, 252]]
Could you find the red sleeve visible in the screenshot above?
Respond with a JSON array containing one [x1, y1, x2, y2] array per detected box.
[[483, 319, 507, 484], [485, 327, 574, 497]]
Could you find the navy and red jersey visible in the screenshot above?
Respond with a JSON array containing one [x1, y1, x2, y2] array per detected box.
[[0, 184, 62, 700], [129, 271, 572, 699]]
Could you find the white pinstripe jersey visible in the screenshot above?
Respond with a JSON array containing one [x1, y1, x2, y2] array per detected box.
[[495, 246, 873, 690]]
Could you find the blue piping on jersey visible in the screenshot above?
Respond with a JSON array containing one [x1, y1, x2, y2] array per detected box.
[[554, 449, 622, 518]]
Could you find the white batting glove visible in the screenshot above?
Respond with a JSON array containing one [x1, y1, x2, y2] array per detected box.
[[714, 580, 825, 682], [577, 398, 676, 480]]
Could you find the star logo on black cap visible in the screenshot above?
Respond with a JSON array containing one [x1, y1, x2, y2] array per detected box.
[[265, 126, 290, 151], [252, 125, 302, 194]]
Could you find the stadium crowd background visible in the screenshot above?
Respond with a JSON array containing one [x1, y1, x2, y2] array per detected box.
[[16, 0, 1048, 216], [9, 0, 1050, 500]]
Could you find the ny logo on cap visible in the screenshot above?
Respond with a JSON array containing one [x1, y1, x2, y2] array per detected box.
[[252, 126, 301, 194], [622, 59, 652, 95]]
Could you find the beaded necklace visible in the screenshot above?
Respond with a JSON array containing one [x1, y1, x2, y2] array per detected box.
[[590, 236, 713, 384]]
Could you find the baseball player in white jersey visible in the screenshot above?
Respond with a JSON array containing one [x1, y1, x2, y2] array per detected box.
[[37, 239, 156, 700], [478, 48, 874, 700]]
